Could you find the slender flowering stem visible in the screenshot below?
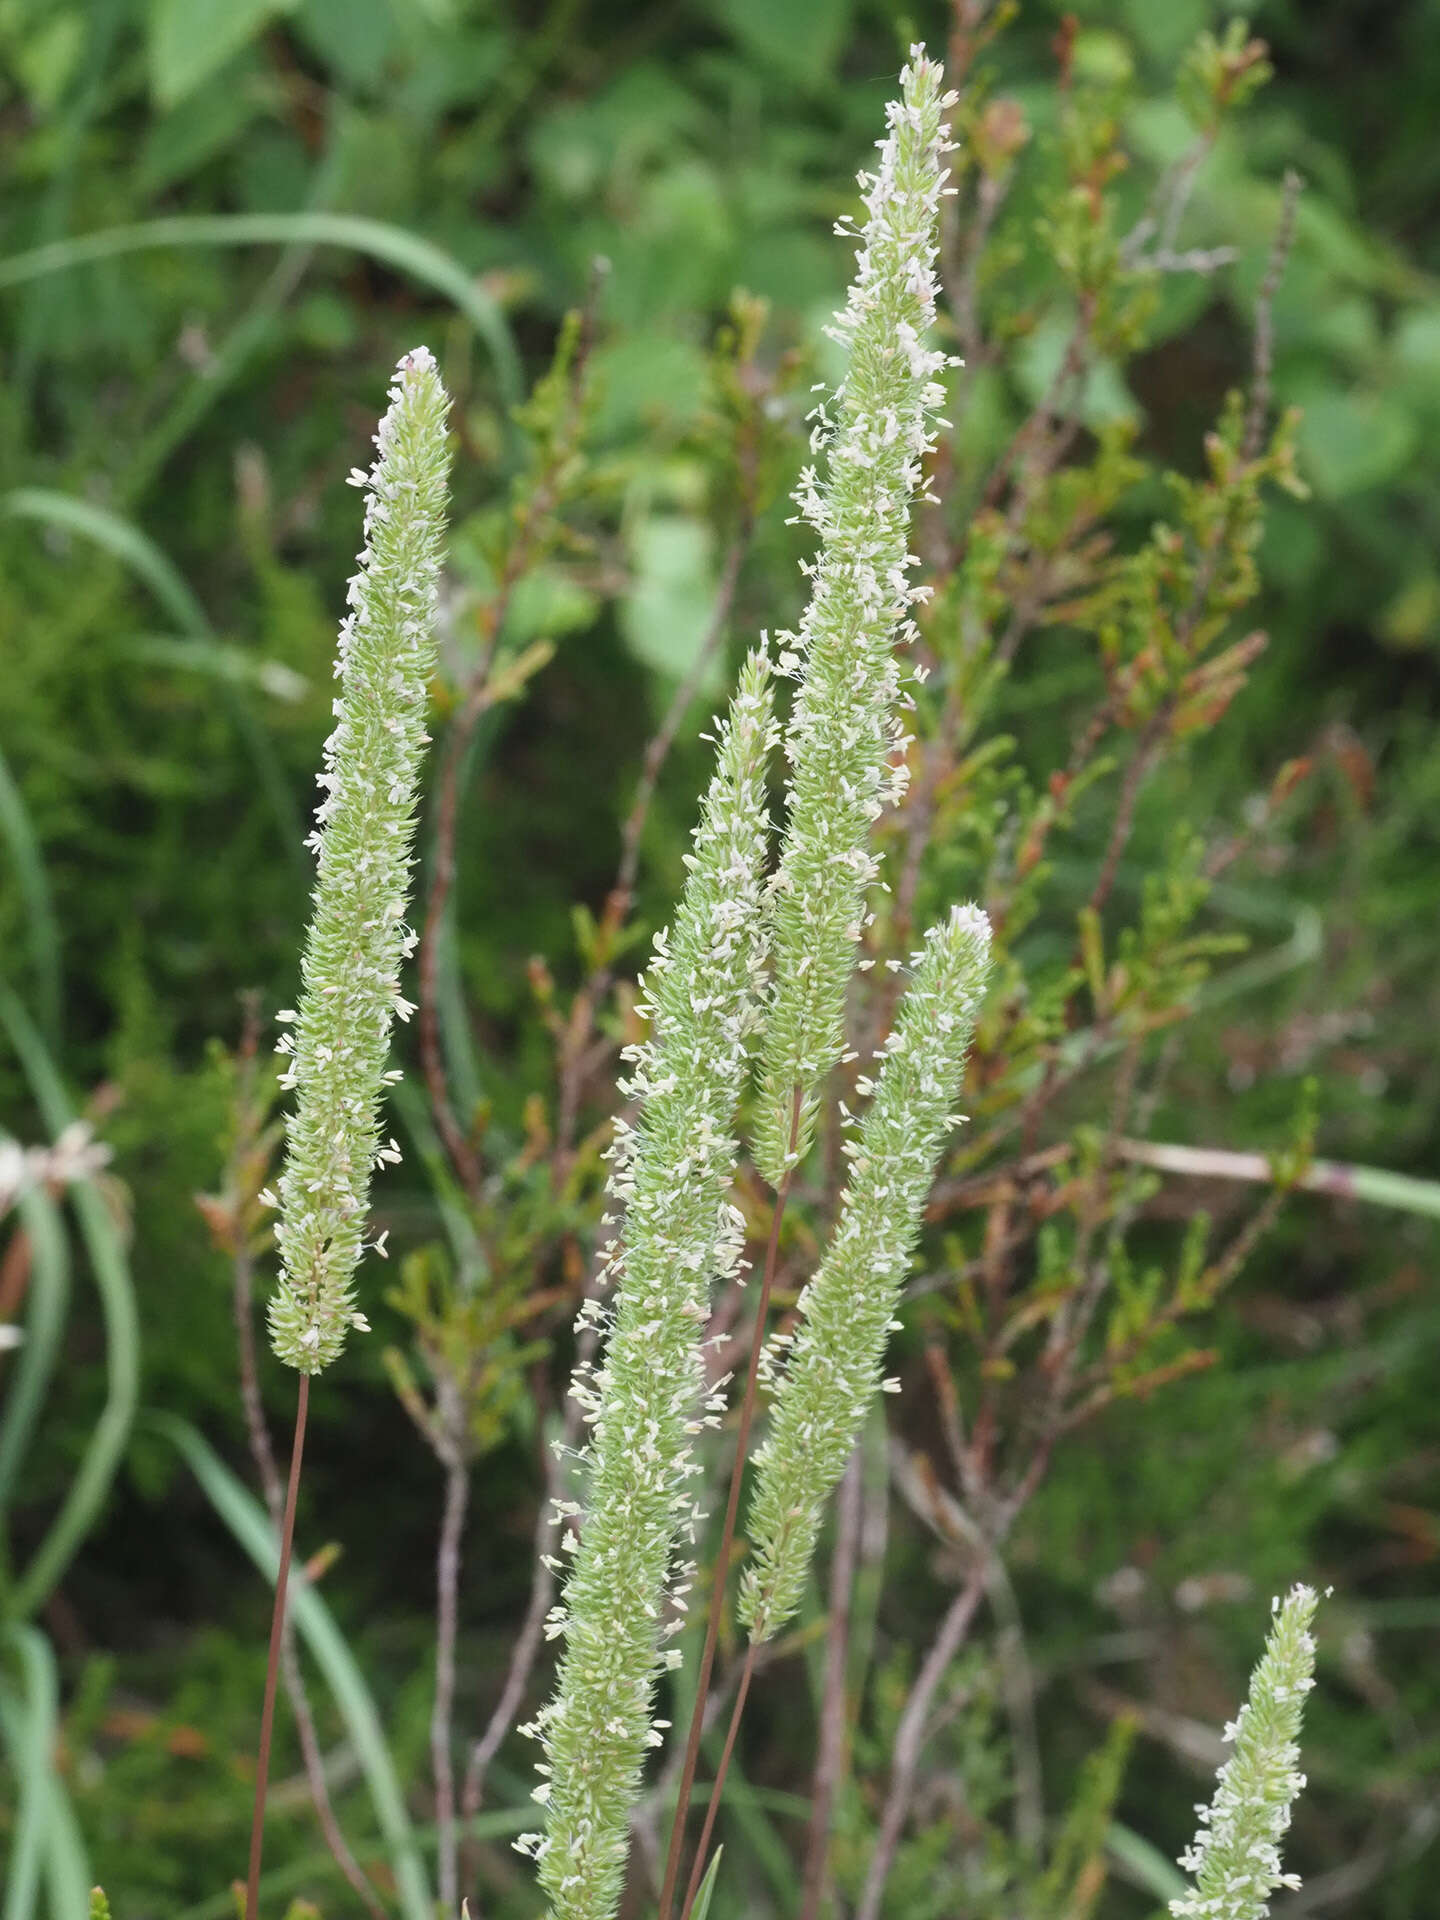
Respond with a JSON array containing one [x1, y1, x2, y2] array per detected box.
[[741, 905, 992, 1646], [267, 348, 452, 1373], [754, 45, 957, 1187], [526, 653, 776, 1920], [1171, 1585, 1322, 1920], [247, 350, 449, 1912], [244, 1375, 310, 1920], [657, 1088, 802, 1920]]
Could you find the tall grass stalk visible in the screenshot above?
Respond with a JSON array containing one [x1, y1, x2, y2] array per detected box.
[[246, 347, 451, 1919], [660, 47, 962, 1915]]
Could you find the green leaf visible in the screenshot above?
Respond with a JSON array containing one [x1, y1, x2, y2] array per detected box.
[[1106, 1820, 1189, 1900], [0, 1627, 93, 1920], [712, 0, 853, 83], [689, 1846, 724, 1920], [0, 991, 141, 1624], [0, 743, 62, 1047], [619, 514, 723, 685], [0, 1184, 70, 1524], [1297, 390, 1418, 499], [0, 212, 520, 404], [0, 489, 209, 636], [148, 0, 294, 109]]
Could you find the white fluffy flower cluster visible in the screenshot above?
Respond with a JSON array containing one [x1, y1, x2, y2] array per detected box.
[[1171, 1584, 1322, 1920], [528, 653, 776, 1920], [753, 45, 958, 1187], [740, 904, 991, 1644], [267, 348, 451, 1374]]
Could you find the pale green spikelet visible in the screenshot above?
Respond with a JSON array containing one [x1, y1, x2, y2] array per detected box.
[[266, 348, 451, 1374], [1170, 1585, 1322, 1920], [525, 651, 776, 1920], [89, 1892, 113, 1920], [753, 45, 957, 1186], [740, 903, 991, 1644]]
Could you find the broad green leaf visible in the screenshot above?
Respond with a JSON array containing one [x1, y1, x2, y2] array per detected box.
[[148, 0, 294, 109], [619, 514, 723, 686], [712, 0, 852, 83], [1015, 313, 1140, 429], [1297, 390, 1417, 499]]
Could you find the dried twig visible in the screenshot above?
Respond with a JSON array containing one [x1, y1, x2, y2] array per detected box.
[[798, 1450, 864, 1920], [854, 1563, 989, 1920], [432, 1392, 471, 1916]]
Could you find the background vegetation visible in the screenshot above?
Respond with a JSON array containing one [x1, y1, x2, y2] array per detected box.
[[1, 0, 1437, 1914]]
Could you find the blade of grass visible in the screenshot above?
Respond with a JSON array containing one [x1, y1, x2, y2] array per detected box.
[[688, 1846, 724, 1920], [0, 1181, 71, 1523], [0, 746, 62, 1048], [0, 490, 306, 872], [0, 987, 141, 1622], [0, 1624, 93, 1920], [1, 489, 209, 633], [123, 635, 309, 703], [153, 1414, 433, 1920], [173, 1807, 537, 1920], [694, 1733, 804, 1912], [1106, 1819, 1189, 1901], [0, 213, 521, 405]]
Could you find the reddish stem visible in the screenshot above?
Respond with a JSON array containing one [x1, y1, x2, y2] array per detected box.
[[679, 1642, 757, 1920], [245, 1372, 311, 1920]]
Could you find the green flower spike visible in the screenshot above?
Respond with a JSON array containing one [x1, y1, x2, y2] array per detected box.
[[741, 903, 991, 1644], [1171, 1584, 1322, 1920], [754, 45, 958, 1186], [527, 652, 777, 1920], [267, 347, 451, 1375]]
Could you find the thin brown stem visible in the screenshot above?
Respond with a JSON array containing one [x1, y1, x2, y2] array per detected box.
[[1242, 169, 1303, 464], [418, 278, 602, 1197], [460, 1334, 597, 1906], [798, 1449, 864, 1920], [234, 1235, 385, 1920], [657, 1087, 802, 1920], [433, 1422, 471, 1916], [854, 1563, 988, 1920], [552, 514, 755, 1179], [678, 1643, 757, 1920], [245, 1371, 311, 1920]]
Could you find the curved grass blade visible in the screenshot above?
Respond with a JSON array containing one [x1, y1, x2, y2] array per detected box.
[[0, 213, 521, 404], [0, 1624, 92, 1920], [0, 988, 141, 1622], [0, 491, 306, 871], [1, 489, 209, 634], [153, 1414, 433, 1920], [0, 1181, 71, 1523], [1107, 1819, 1189, 1902], [0, 747, 62, 1048], [123, 635, 309, 703], [171, 1808, 536, 1920]]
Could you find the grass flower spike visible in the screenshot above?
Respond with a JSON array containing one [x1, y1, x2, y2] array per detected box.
[[741, 903, 991, 1645], [1171, 1585, 1321, 1920], [754, 45, 956, 1186], [268, 347, 452, 1374], [531, 652, 776, 1920]]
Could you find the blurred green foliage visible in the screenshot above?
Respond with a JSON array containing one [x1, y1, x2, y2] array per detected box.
[[1, 0, 1438, 1914]]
